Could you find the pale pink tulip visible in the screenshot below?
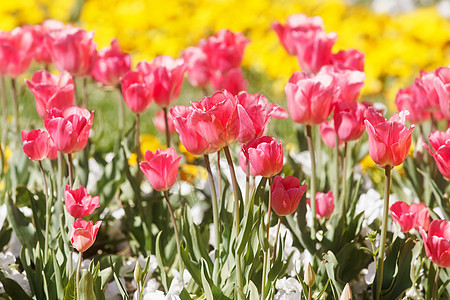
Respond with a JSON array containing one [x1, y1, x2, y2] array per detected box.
[[308, 191, 334, 218], [240, 136, 283, 178], [70, 218, 101, 253], [140, 148, 181, 191]]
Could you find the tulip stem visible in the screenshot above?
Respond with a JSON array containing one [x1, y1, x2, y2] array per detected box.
[[376, 165, 391, 300], [306, 125, 316, 238], [163, 107, 171, 148], [76, 251, 82, 300], [262, 177, 274, 300], [272, 216, 282, 264], [433, 266, 441, 300], [334, 132, 339, 206], [217, 151, 222, 198], [163, 191, 183, 274], [341, 142, 348, 220], [39, 161, 51, 263], [11, 78, 19, 136], [68, 153, 74, 187], [1, 76, 7, 147], [308, 286, 312, 300], [223, 146, 244, 298], [245, 157, 250, 206], [203, 154, 221, 284], [118, 84, 125, 138], [135, 113, 142, 184], [82, 77, 88, 108]]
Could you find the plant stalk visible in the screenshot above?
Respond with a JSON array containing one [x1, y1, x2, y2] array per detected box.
[[76, 251, 83, 300], [11, 78, 19, 135], [39, 161, 51, 263], [217, 150, 222, 198], [163, 191, 183, 274], [1, 76, 7, 147], [262, 177, 274, 300], [272, 216, 282, 264], [68, 153, 74, 187], [341, 142, 348, 219], [163, 107, 171, 148], [433, 266, 441, 300], [306, 125, 316, 238], [334, 132, 339, 204], [118, 84, 125, 138], [245, 157, 250, 206], [136, 113, 142, 184], [82, 77, 88, 108]]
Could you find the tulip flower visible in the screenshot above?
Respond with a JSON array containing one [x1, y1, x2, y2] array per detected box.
[[70, 218, 102, 253], [21, 129, 52, 161], [320, 119, 343, 148], [364, 108, 415, 167], [411, 202, 430, 231], [320, 66, 365, 104], [25, 70, 74, 119], [44, 106, 94, 154], [64, 185, 100, 218], [420, 220, 450, 268], [423, 129, 450, 179], [182, 46, 210, 88], [307, 191, 334, 218], [120, 70, 154, 114], [153, 110, 175, 135], [271, 175, 307, 216], [333, 102, 366, 142], [390, 201, 417, 232], [190, 90, 240, 148], [395, 84, 430, 124], [92, 38, 131, 87], [140, 148, 182, 191], [332, 49, 365, 72], [285, 71, 339, 125], [25, 20, 65, 65], [434, 67, 450, 120], [210, 68, 248, 96], [415, 70, 440, 112], [241, 136, 283, 178], [0, 27, 34, 78]]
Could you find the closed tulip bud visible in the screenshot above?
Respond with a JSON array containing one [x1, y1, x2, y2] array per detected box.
[[134, 261, 142, 283], [390, 201, 417, 232], [307, 191, 334, 218], [241, 136, 283, 178], [70, 219, 101, 253], [411, 202, 430, 231], [340, 283, 352, 300], [21, 129, 52, 161], [120, 70, 154, 114], [271, 175, 307, 216], [304, 263, 315, 287]]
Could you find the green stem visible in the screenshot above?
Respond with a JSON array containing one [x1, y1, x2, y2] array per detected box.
[[68, 153, 74, 188], [136, 113, 142, 185], [334, 132, 339, 205], [306, 125, 316, 238], [11, 78, 19, 136], [262, 177, 274, 300], [433, 266, 441, 300], [217, 151, 222, 199], [203, 154, 221, 284], [308, 286, 312, 300], [376, 165, 391, 300], [163, 107, 171, 148], [39, 161, 50, 263], [272, 216, 282, 264], [163, 191, 183, 274], [223, 146, 243, 297], [82, 77, 88, 108], [118, 84, 125, 138], [1, 76, 7, 147], [245, 157, 250, 206], [341, 142, 348, 219], [76, 251, 82, 300]]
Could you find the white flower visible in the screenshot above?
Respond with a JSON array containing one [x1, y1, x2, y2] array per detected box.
[[290, 151, 311, 177], [362, 261, 376, 285], [104, 280, 122, 300], [190, 203, 205, 225], [87, 158, 104, 191], [274, 277, 303, 300], [0, 204, 6, 229]]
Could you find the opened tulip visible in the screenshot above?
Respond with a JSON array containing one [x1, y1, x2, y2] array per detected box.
[[92, 38, 131, 87], [285, 71, 338, 125], [364, 108, 414, 167], [395, 84, 430, 124], [320, 66, 365, 104], [420, 220, 450, 268], [25, 70, 74, 119], [423, 129, 450, 179], [0, 27, 34, 77], [210, 68, 248, 96], [434, 67, 450, 120], [308, 191, 334, 218], [21, 129, 52, 161], [182, 46, 210, 88], [44, 106, 94, 154], [70, 218, 102, 253], [333, 102, 366, 142], [25, 20, 65, 65], [120, 70, 153, 114], [271, 175, 307, 216], [64, 185, 100, 218], [153, 110, 175, 135], [140, 148, 182, 191], [241, 136, 283, 178], [411, 202, 430, 231], [390, 201, 417, 232], [190, 90, 240, 148], [332, 49, 364, 72]]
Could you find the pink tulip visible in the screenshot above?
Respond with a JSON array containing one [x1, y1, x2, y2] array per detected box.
[[320, 119, 343, 148], [415, 71, 440, 111], [240, 136, 283, 178], [390, 201, 417, 232], [92, 38, 131, 87], [267, 103, 288, 119], [137, 56, 186, 107], [411, 202, 430, 231], [331, 49, 365, 72], [307, 191, 334, 218], [420, 220, 450, 268], [395, 84, 430, 124], [320, 66, 365, 104], [25, 70, 74, 119], [45, 26, 97, 77], [190, 90, 240, 148], [120, 70, 153, 114], [140, 148, 181, 191], [285, 71, 339, 125], [183, 46, 210, 88], [47, 138, 58, 160], [0, 27, 34, 77], [210, 68, 248, 96], [64, 185, 100, 218], [70, 218, 102, 253], [271, 175, 307, 216], [364, 108, 414, 167], [272, 14, 325, 55], [423, 129, 450, 179], [170, 105, 218, 155], [333, 102, 366, 142], [44, 106, 94, 154], [24, 20, 65, 65], [153, 110, 175, 135], [199, 29, 249, 74], [21, 129, 52, 161], [434, 67, 450, 120]]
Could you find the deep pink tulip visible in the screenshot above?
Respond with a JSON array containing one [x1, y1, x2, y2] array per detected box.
[[423, 129, 450, 179], [120, 70, 153, 114], [183, 46, 210, 88], [210, 68, 248, 96], [364, 108, 414, 167], [137, 56, 186, 107], [271, 175, 307, 216], [170, 106, 218, 155], [272, 14, 324, 56], [390, 201, 417, 232], [331, 49, 365, 72], [307, 191, 334, 218], [153, 110, 175, 135], [92, 39, 131, 87], [434, 67, 450, 120], [25, 70, 74, 119], [199, 29, 249, 74], [395, 84, 430, 124], [415, 71, 440, 111], [44, 106, 94, 154], [0, 27, 34, 77], [334, 102, 366, 142], [140, 148, 181, 191], [411, 202, 430, 231], [45, 26, 97, 77], [320, 66, 365, 104], [285, 71, 339, 125], [241, 136, 283, 178], [190, 90, 240, 148], [420, 220, 450, 268], [70, 218, 102, 253], [64, 185, 99, 218], [320, 119, 343, 148], [21, 129, 52, 161]]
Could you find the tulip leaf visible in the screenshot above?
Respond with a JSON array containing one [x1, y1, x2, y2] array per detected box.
[[180, 244, 202, 287], [323, 251, 344, 299], [247, 280, 259, 300], [0, 278, 32, 300], [155, 231, 169, 292], [79, 270, 95, 300], [110, 260, 129, 300], [63, 272, 76, 300], [6, 195, 36, 249]]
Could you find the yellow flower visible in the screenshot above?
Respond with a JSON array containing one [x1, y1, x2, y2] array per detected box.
[[128, 134, 164, 166], [180, 163, 207, 184], [179, 143, 199, 164]]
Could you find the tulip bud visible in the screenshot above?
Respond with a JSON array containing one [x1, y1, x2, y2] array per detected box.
[[134, 261, 142, 283], [340, 283, 352, 300], [304, 263, 315, 288]]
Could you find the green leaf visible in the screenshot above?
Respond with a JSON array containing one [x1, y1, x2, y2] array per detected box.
[[52, 252, 65, 299], [155, 231, 169, 292], [247, 280, 259, 300], [6, 195, 36, 248], [201, 259, 214, 300], [79, 270, 95, 300], [63, 272, 76, 300], [180, 244, 202, 287], [1, 278, 32, 300]]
